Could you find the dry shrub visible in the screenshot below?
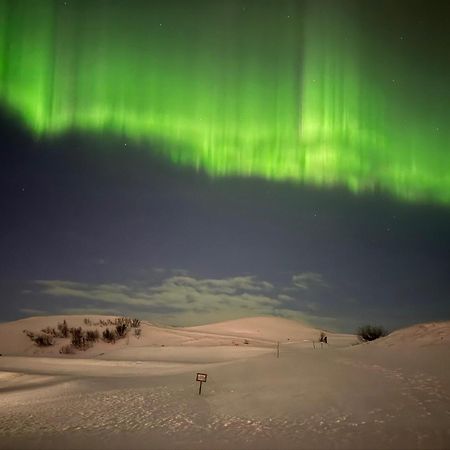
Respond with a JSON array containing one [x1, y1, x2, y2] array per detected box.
[[34, 333, 54, 346], [41, 326, 58, 337], [357, 325, 388, 342], [86, 329, 100, 342], [134, 328, 142, 338], [24, 330, 54, 347], [102, 328, 117, 343], [98, 317, 141, 328], [130, 318, 141, 328], [115, 323, 128, 338], [69, 327, 92, 350], [57, 320, 69, 338]]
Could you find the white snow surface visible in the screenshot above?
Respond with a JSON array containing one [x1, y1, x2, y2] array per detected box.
[[0, 315, 449, 450]]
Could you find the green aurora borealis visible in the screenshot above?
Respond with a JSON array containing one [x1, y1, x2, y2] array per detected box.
[[0, 0, 448, 204]]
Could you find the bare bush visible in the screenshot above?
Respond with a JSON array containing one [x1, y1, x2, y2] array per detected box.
[[69, 327, 92, 350], [24, 330, 54, 347], [83, 318, 92, 326], [57, 320, 69, 338], [134, 328, 142, 338], [115, 323, 128, 338], [35, 333, 54, 346], [319, 332, 328, 344], [357, 325, 388, 342], [85, 329, 100, 342], [41, 326, 58, 337], [131, 318, 141, 328], [102, 328, 117, 343], [97, 317, 141, 329]]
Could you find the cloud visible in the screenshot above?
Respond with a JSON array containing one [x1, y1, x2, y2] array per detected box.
[[19, 307, 48, 316], [277, 294, 294, 302], [34, 275, 280, 325], [291, 272, 328, 290], [55, 307, 126, 316], [32, 272, 330, 326]]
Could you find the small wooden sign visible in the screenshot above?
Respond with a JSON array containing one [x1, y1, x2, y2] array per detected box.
[[196, 373, 207, 382], [196, 372, 207, 394]]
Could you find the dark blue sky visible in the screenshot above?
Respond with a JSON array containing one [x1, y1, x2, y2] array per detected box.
[[1, 110, 449, 332]]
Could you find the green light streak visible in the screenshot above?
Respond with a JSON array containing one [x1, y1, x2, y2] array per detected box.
[[0, 0, 448, 204]]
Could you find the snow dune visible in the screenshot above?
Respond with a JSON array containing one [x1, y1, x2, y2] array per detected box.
[[0, 316, 449, 450]]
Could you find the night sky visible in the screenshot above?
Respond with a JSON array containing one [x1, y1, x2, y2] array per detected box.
[[0, 0, 449, 332]]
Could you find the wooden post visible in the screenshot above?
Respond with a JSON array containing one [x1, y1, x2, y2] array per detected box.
[[198, 381, 203, 395], [276, 341, 280, 358], [313, 340, 315, 349]]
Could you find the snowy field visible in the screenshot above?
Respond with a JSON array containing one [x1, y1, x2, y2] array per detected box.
[[0, 317, 449, 450]]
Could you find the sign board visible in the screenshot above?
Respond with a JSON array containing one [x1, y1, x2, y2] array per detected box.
[[196, 372, 208, 395], [196, 372, 207, 382]]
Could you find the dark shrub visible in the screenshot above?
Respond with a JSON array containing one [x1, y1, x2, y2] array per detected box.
[[69, 327, 81, 340], [357, 325, 388, 342], [85, 329, 100, 342], [41, 326, 57, 337], [57, 320, 69, 338], [23, 330, 54, 346], [131, 318, 141, 328], [83, 318, 92, 325], [34, 333, 54, 346], [115, 317, 141, 328], [115, 323, 128, 338], [102, 328, 117, 343], [69, 327, 92, 350]]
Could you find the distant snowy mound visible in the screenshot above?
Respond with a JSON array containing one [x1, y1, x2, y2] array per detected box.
[[376, 321, 450, 347], [186, 316, 326, 342], [0, 314, 356, 357]]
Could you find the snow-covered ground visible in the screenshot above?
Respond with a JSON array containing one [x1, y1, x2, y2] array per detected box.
[[0, 316, 449, 449]]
